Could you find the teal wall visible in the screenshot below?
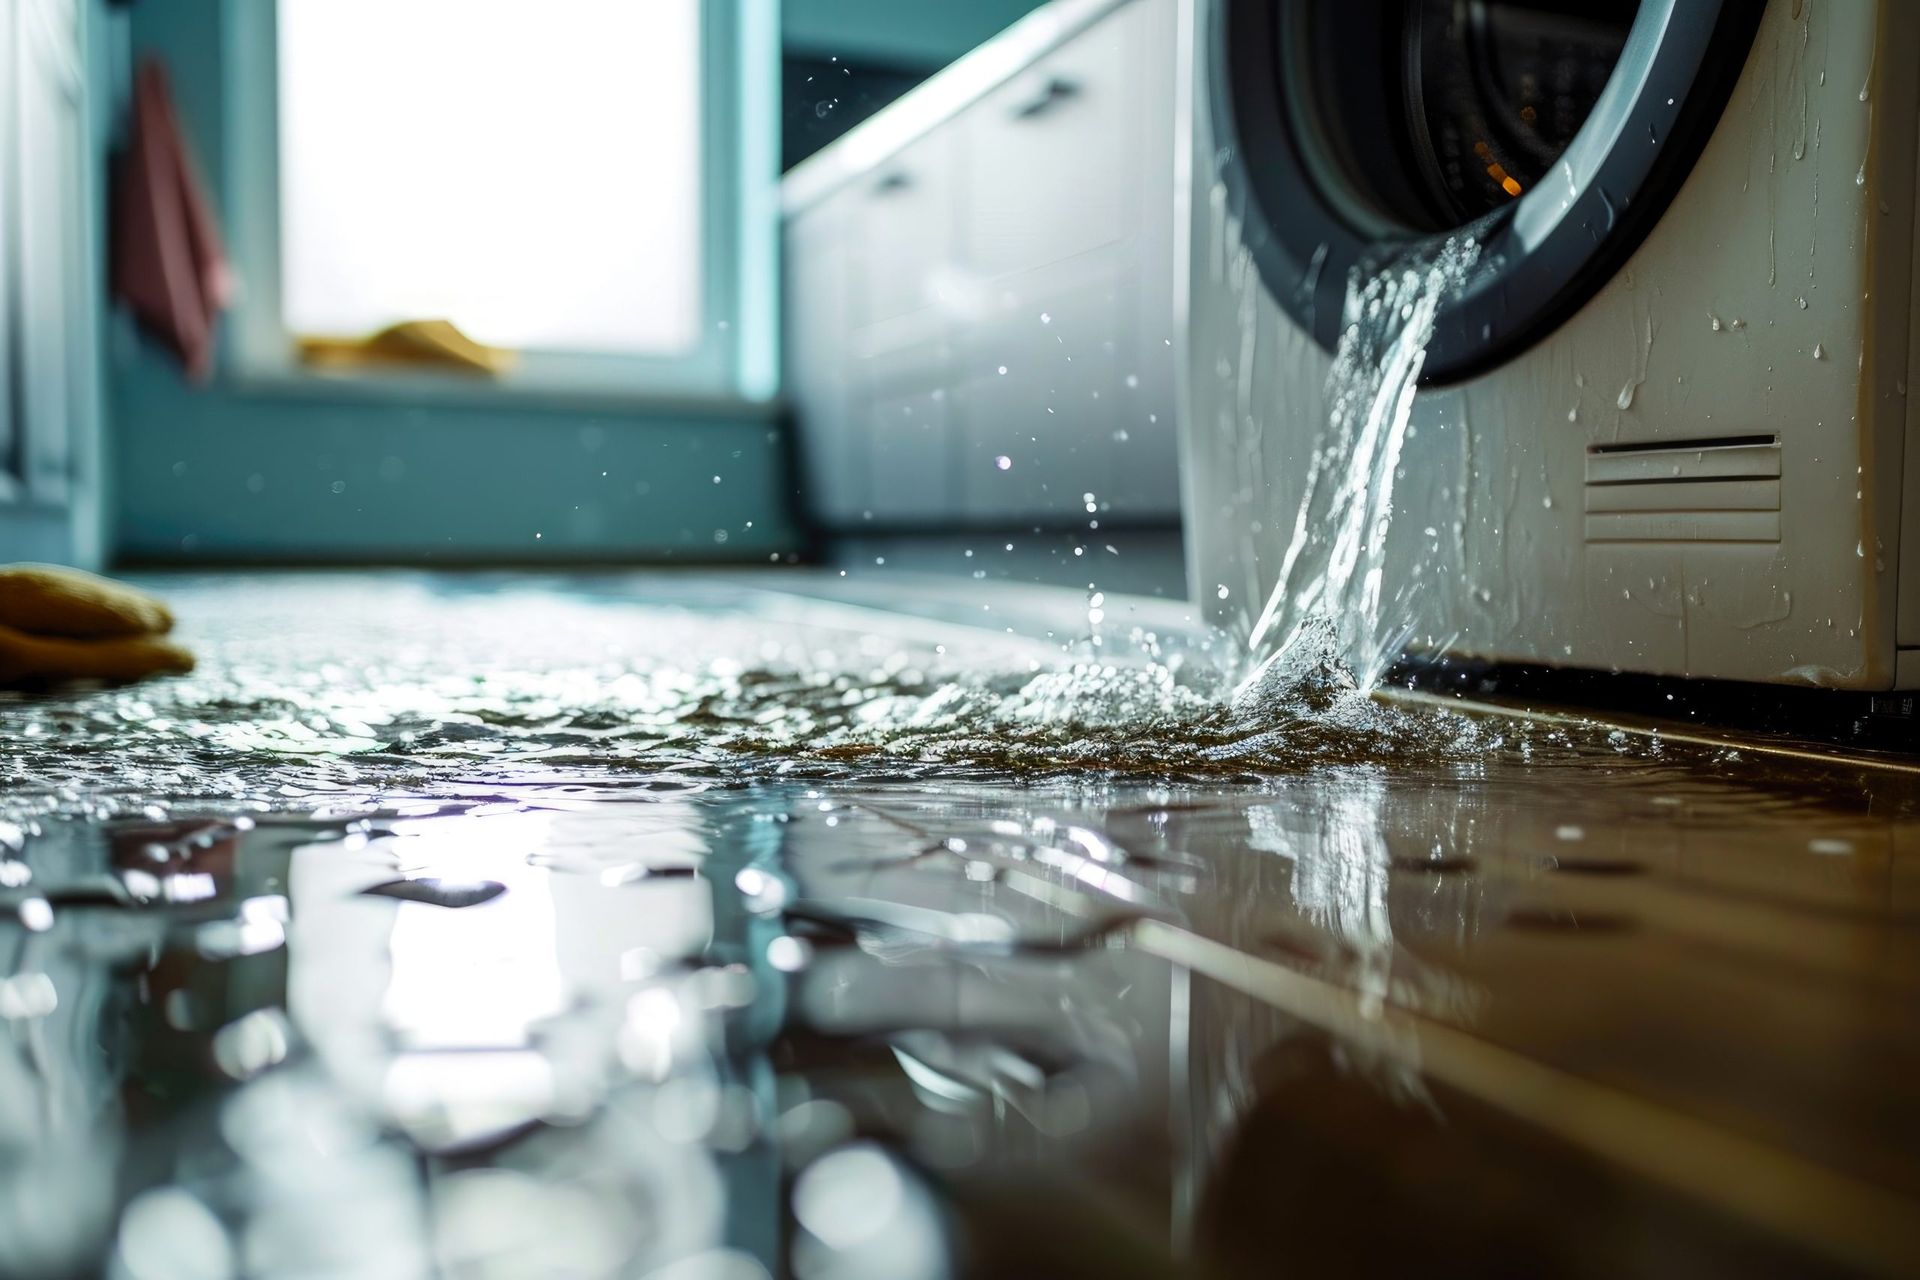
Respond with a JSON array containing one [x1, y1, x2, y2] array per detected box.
[[110, 0, 799, 565], [115, 350, 797, 563], [782, 0, 1045, 67]]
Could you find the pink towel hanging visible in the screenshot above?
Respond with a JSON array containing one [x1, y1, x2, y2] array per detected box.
[[112, 59, 234, 382]]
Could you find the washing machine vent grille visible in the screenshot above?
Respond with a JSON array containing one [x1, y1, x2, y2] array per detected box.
[[1582, 436, 1781, 544]]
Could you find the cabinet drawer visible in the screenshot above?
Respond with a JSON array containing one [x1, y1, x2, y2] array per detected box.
[[852, 124, 961, 329], [959, 1, 1142, 282], [784, 203, 862, 522]]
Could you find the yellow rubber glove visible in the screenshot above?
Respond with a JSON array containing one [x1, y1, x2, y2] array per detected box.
[[0, 565, 194, 685]]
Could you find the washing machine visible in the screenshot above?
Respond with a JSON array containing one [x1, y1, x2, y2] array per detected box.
[[1185, 0, 1920, 688]]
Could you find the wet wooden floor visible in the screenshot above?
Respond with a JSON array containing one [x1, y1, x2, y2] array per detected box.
[[2, 571, 1917, 1277], [780, 714, 1920, 1277]]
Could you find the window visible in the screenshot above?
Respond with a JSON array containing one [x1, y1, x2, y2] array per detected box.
[[229, 0, 777, 398]]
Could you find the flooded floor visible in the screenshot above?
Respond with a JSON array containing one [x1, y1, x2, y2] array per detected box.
[[2, 571, 1916, 1278]]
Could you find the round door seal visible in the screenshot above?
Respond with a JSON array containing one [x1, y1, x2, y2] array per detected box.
[[1209, 0, 1765, 385]]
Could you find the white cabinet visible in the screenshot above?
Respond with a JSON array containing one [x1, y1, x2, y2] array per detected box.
[[2, 0, 99, 561], [0, 0, 18, 508], [786, 198, 861, 520], [848, 123, 961, 524], [15, 0, 86, 502], [784, 0, 1181, 532]]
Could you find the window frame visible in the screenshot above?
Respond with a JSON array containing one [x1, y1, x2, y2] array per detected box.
[[224, 0, 779, 404]]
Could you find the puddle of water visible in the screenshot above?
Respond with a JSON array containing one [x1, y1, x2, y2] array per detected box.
[[4, 574, 1918, 1279], [0, 574, 1501, 831]]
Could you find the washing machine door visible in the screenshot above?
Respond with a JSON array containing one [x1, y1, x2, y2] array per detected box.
[[1211, 0, 1764, 383]]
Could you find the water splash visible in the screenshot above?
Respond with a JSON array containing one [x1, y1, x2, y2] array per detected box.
[[0, 576, 1487, 826], [1246, 238, 1483, 686]]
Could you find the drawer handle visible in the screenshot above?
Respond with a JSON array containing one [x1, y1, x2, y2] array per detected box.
[[1010, 76, 1081, 120], [870, 170, 914, 196]]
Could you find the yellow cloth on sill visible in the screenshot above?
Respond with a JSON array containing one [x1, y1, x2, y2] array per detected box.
[[296, 319, 517, 376], [0, 565, 194, 686]]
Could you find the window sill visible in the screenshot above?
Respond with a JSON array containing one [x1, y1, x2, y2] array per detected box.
[[216, 365, 786, 422]]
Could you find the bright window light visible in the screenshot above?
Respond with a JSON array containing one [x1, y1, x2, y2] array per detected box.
[[276, 0, 703, 356]]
